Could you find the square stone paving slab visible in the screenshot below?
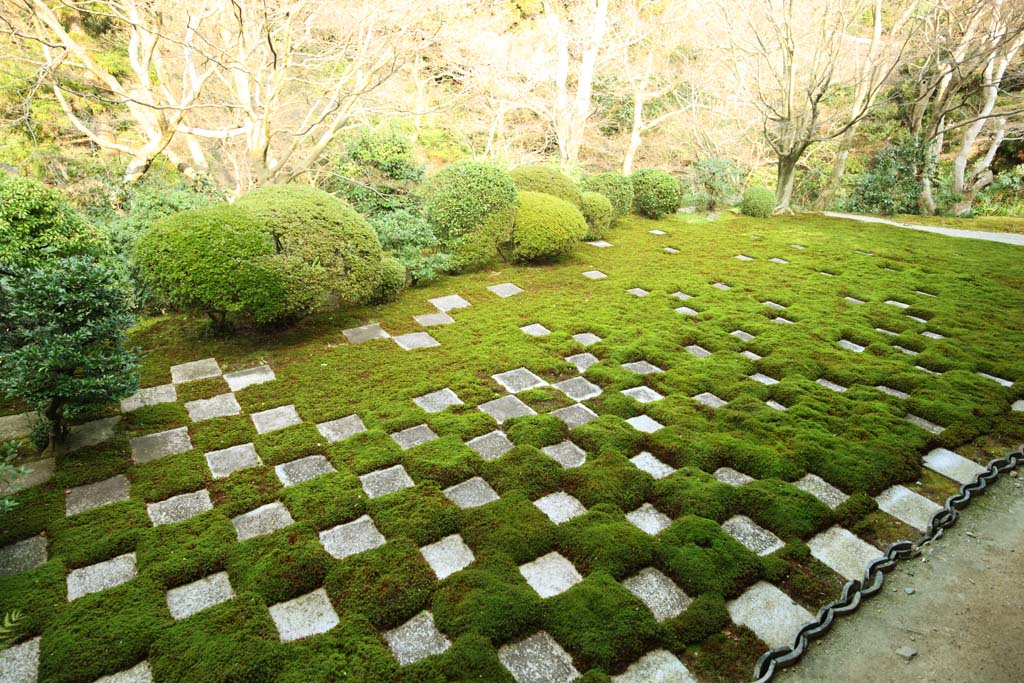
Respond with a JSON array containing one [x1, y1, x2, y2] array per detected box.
[[232, 502, 294, 541], [612, 649, 696, 683], [622, 568, 691, 622], [499, 631, 580, 683], [626, 503, 672, 536], [414, 388, 463, 413], [171, 358, 222, 384], [317, 414, 367, 443], [429, 294, 471, 312], [390, 424, 439, 450], [552, 377, 601, 401], [493, 368, 548, 393], [772, 316, 794, 324], [582, 270, 607, 279], [730, 330, 754, 342], [921, 331, 946, 340], [550, 403, 598, 429], [649, 229, 667, 235], [741, 350, 763, 361], [875, 327, 897, 335], [394, 332, 441, 350], [130, 427, 193, 464], [769, 257, 789, 264], [251, 405, 302, 434], [466, 430, 515, 460], [319, 515, 386, 560], [626, 415, 664, 433], [728, 581, 813, 648], [885, 299, 910, 309], [627, 287, 649, 297], [269, 587, 339, 642], [675, 306, 698, 316], [67, 552, 136, 600], [735, 254, 754, 261], [62, 416, 120, 454], [420, 534, 475, 580], [904, 413, 945, 434], [714, 467, 754, 487], [444, 477, 500, 509], [630, 452, 675, 479], [622, 360, 663, 375], [65, 474, 130, 516], [663, 247, 680, 254], [120, 384, 176, 412], [749, 373, 779, 386], [343, 323, 390, 343], [844, 296, 866, 304], [414, 312, 455, 326], [816, 378, 847, 393], [488, 283, 524, 298], [837, 339, 865, 353], [276, 455, 336, 487], [572, 332, 601, 346], [1014, 400, 1024, 411], [0, 636, 39, 683], [923, 448, 986, 485], [166, 571, 235, 620], [565, 352, 599, 373], [587, 240, 613, 247], [622, 386, 663, 403], [894, 344, 918, 356], [479, 395, 536, 424], [533, 492, 587, 525], [793, 474, 848, 509], [685, 345, 711, 358], [518, 552, 582, 598], [876, 385, 909, 400], [763, 301, 786, 310], [0, 456, 53, 495], [384, 611, 451, 665], [672, 291, 692, 301], [147, 489, 213, 526], [876, 485, 942, 532], [361, 464, 415, 498], [807, 527, 879, 581], [541, 441, 586, 469], [722, 515, 783, 555], [205, 443, 261, 479], [0, 535, 47, 576], [712, 282, 730, 291], [95, 661, 151, 683], [223, 365, 276, 392], [520, 323, 551, 337], [976, 371, 1013, 387], [692, 392, 727, 408]]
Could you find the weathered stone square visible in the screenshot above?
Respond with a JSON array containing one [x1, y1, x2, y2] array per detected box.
[[343, 323, 390, 343], [722, 515, 783, 555], [976, 371, 1013, 387], [541, 441, 586, 469], [444, 477, 500, 509], [552, 377, 601, 401], [319, 515, 386, 560], [728, 581, 813, 648], [1014, 400, 1024, 411], [550, 403, 598, 429], [572, 332, 601, 346], [0, 535, 47, 576], [384, 611, 451, 665], [845, 296, 865, 304], [663, 247, 680, 254], [519, 552, 582, 598], [565, 352, 599, 373], [420, 534, 475, 580], [921, 331, 946, 340], [768, 399, 788, 411], [0, 637, 39, 683], [749, 373, 778, 386], [630, 451, 675, 479], [741, 350, 762, 361], [587, 240, 613, 247], [627, 287, 649, 297], [251, 405, 302, 434], [675, 306, 698, 316], [793, 474, 848, 508], [394, 332, 441, 350], [816, 378, 847, 393], [170, 358, 222, 384], [269, 588, 339, 642], [62, 416, 120, 454], [712, 282, 730, 291], [232, 502, 294, 541], [686, 345, 711, 358], [875, 327, 897, 335], [876, 385, 909, 399], [276, 455, 336, 487], [466, 430, 515, 460], [186, 391, 241, 423], [649, 229, 667, 235], [626, 503, 672, 536], [166, 571, 235, 620], [907, 314, 928, 324], [894, 344, 918, 356], [915, 364, 941, 375], [98, 661, 151, 683], [672, 291, 692, 301], [582, 270, 607, 279], [120, 384, 177, 412], [317, 414, 367, 443], [904, 413, 944, 434], [807, 527, 879, 581], [0, 411, 40, 441], [622, 568, 691, 622], [223, 365, 276, 392], [692, 392, 727, 408], [735, 254, 754, 261], [612, 650, 696, 683], [520, 323, 551, 337], [923, 448, 985, 485], [429, 294, 471, 312], [414, 312, 454, 326], [130, 426, 193, 464], [361, 464, 415, 498], [885, 299, 910, 309], [626, 415, 664, 433], [622, 386, 663, 403], [769, 257, 789, 264], [714, 467, 754, 486], [205, 443, 262, 479], [622, 360, 662, 375], [730, 330, 754, 342], [533, 492, 586, 525], [763, 300, 786, 309], [772, 316, 794, 324], [488, 283, 524, 298], [414, 388, 463, 413], [147, 489, 213, 526], [837, 339, 865, 353], [821, 270, 835, 276], [479, 395, 536, 424], [876, 485, 941, 531], [65, 474, 131, 517], [67, 552, 136, 600], [390, 424, 439, 450], [499, 632, 580, 683], [493, 368, 548, 393]]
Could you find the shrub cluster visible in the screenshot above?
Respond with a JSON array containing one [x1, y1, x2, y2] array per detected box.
[[509, 165, 583, 208], [507, 191, 587, 262], [329, 128, 424, 216], [369, 209, 451, 284], [686, 157, 742, 210], [582, 172, 633, 219], [630, 169, 682, 219], [580, 191, 613, 239], [740, 187, 775, 217]]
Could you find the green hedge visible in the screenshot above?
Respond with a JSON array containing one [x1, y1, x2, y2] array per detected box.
[[508, 191, 587, 262], [630, 169, 682, 219], [580, 191, 613, 239], [741, 187, 776, 218], [582, 172, 633, 219], [509, 165, 583, 208]]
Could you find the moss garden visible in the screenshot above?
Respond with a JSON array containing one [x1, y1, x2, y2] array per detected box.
[[2, 210, 1024, 683]]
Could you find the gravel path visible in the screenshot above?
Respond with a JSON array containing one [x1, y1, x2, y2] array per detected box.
[[823, 211, 1024, 247]]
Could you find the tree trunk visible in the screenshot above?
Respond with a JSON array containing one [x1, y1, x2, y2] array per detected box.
[[622, 93, 643, 174], [43, 397, 65, 455], [775, 154, 800, 212]]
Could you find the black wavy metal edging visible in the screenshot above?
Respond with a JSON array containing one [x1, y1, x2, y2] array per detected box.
[[751, 447, 1024, 683]]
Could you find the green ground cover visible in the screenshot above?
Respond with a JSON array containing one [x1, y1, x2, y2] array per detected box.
[[2, 212, 1023, 682]]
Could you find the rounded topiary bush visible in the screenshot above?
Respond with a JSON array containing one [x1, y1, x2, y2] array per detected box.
[[509, 165, 583, 208], [580, 191, 613, 240], [372, 255, 408, 303], [0, 174, 102, 268], [508, 191, 587, 263], [582, 172, 633, 220], [740, 187, 776, 218], [630, 169, 682, 219]]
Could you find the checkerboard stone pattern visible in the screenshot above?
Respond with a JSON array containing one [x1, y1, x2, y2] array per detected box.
[[875, 485, 942, 532], [390, 425, 438, 450], [520, 323, 551, 337], [361, 464, 415, 498], [466, 430, 514, 460], [550, 403, 598, 429], [793, 473, 848, 508], [232, 502, 294, 541], [728, 581, 813, 648], [807, 527, 879, 581], [488, 283, 524, 298], [622, 568, 691, 622], [626, 504, 672, 536], [630, 452, 675, 479], [130, 427, 192, 464], [166, 572, 235, 620], [714, 467, 754, 487], [923, 448, 986, 485], [65, 475, 130, 516], [67, 552, 136, 600], [541, 441, 587, 469], [171, 358, 222, 384], [120, 384, 176, 412], [518, 552, 582, 598], [566, 352, 599, 373], [429, 294, 470, 312], [185, 393, 241, 422], [319, 515, 386, 560], [414, 388, 463, 413], [205, 443, 261, 479], [722, 515, 783, 555], [612, 650, 697, 683], [269, 588, 339, 642], [493, 368, 547, 393], [479, 395, 536, 424], [626, 415, 663, 433], [384, 611, 451, 665], [223, 365, 275, 391], [343, 323, 390, 343], [499, 631, 580, 683], [443, 477, 499, 509], [394, 332, 441, 350], [552, 377, 601, 401], [316, 415, 366, 443], [0, 535, 47, 576], [415, 312, 454, 326], [420, 534, 475, 580], [251, 405, 302, 434], [147, 489, 213, 526], [275, 455, 336, 487], [533, 492, 587, 525], [572, 332, 601, 346]]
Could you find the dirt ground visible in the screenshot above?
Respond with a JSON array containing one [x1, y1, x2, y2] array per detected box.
[[780, 471, 1024, 683]]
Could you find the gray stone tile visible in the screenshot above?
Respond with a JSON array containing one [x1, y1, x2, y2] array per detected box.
[[816, 378, 847, 393], [499, 631, 579, 683], [479, 395, 536, 424], [728, 581, 813, 648], [493, 368, 548, 393], [488, 283, 524, 298], [166, 571, 234, 620], [413, 388, 463, 413], [319, 515, 386, 560], [904, 413, 944, 434], [269, 588, 339, 642], [976, 371, 1013, 387], [686, 345, 711, 358], [769, 257, 789, 264], [541, 441, 586, 469], [466, 430, 514, 460], [820, 271, 835, 277], [390, 424, 439, 450], [763, 300, 786, 310], [894, 344, 919, 356], [692, 392, 727, 408], [876, 385, 909, 399], [223, 365, 275, 392], [621, 386, 664, 404], [837, 339, 865, 353], [626, 415, 664, 433], [915, 364, 941, 375], [612, 649, 696, 683], [844, 296, 865, 304], [1014, 400, 1024, 412], [791, 244, 806, 249], [0, 457, 54, 494], [572, 333, 601, 346], [384, 611, 451, 665], [120, 384, 176, 412], [414, 312, 454, 327], [714, 467, 754, 486], [186, 393, 242, 423], [921, 331, 946, 340], [663, 247, 680, 254], [251, 405, 302, 434], [885, 299, 910, 309], [907, 314, 928, 324], [793, 474, 848, 509], [630, 452, 675, 479], [420, 534, 475, 580], [876, 485, 941, 532], [627, 287, 649, 297], [232, 502, 294, 541], [316, 415, 367, 443], [735, 254, 754, 261], [916, 289, 936, 297], [551, 377, 601, 401], [444, 477, 499, 509], [649, 229, 667, 235], [130, 427, 193, 464], [0, 535, 47, 577], [622, 568, 691, 622], [65, 475, 130, 516], [394, 332, 441, 350], [772, 316, 794, 324], [550, 404, 598, 429], [626, 503, 672, 536], [730, 330, 754, 342], [429, 294, 471, 312], [171, 358, 222, 384], [95, 661, 152, 683], [343, 323, 390, 343], [565, 352, 599, 373], [622, 360, 663, 375], [671, 291, 692, 301], [807, 527, 879, 581], [722, 515, 783, 555], [0, 637, 39, 683], [275, 455, 336, 487], [519, 552, 582, 598], [361, 464, 415, 498], [67, 552, 136, 600], [147, 489, 213, 526], [587, 240, 613, 248], [62, 416, 121, 454], [675, 306, 698, 316], [582, 270, 607, 279], [0, 411, 41, 441], [875, 327, 897, 336], [923, 448, 986, 485], [741, 351, 762, 361], [749, 373, 779, 386], [712, 282, 730, 291], [520, 323, 551, 337], [533, 492, 586, 525]]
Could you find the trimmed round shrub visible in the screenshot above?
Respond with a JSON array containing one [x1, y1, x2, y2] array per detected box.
[[0, 174, 102, 268], [740, 187, 775, 217], [508, 191, 587, 263], [630, 169, 682, 219], [371, 255, 408, 303], [686, 157, 743, 210], [580, 191, 613, 239], [582, 172, 633, 219], [509, 165, 583, 208]]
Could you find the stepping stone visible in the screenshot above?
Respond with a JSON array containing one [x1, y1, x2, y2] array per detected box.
[[67, 552, 136, 600], [587, 240, 613, 248], [893, 345, 918, 356], [856, 250, 874, 256], [0, 637, 39, 683], [342, 323, 390, 344], [772, 316, 794, 324], [663, 247, 680, 254], [671, 292, 693, 301], [120, 384, 176, 412], [429, 294, 471, 312], [147, 489, 213, 526], [552, 377, 602, 401], [319, 515, 386, 560], [807, 527, 879, 581], [414, 312, 454, 326], [875, 485, 942, 532], [572, 332, 602, 346], [444, 477, 500, 509], [166, 572, 235, 620], [276, 455, 336, 487], [791, 244, 806, 249], [626, 503, 672, 535], [692, 392, 726, 408], [649, 229, 667, 235], [626, 415, 664, 433], [316, 415, 367, 443], [520, 323, 551, 337], [130, 427, 193, 464], [876, 385, 909, 399], [820, 271, 835, 277], [97, 661, 151, 683], [1014, 400, 1024, 412], [493, 368, 549, 393], [479, 395, 536, 424], [769, 257, 789, 264], [384, 611, 451, 665], [675, 306, 698, 316], [582, 270, 607, 279], [976, 372, 1013, 387], [749, 373, 778, 386], [394, 332, 441, 350], [251, 405, 301, 434], [907, 315, 928, 324], [205, 443, 261, 479], [622, 568, 691, 622], [499, 632, 580, 683], [62, 416, 121, 454], [793, 474, 848, 509], [269, 588, 339, 642], [765, 400, 788, 412], [816, 378, 847, 393], [541, 441, 587, 469], [420, 534, 475, 580], [533, 492, 587, 525], [904, 413, 944, 434], [565, 353, 599, 373], [916, 290, 936, 297], [518, 552, 582, 598], [488, 283, 524, 298], [232, 502, 294, 541], [730, 330, 754, 342], [921, 331, 945, 340], [186, 392, 241, 423], [550, 403, 598, 429], [875, 327, 898, 336], [923, 448, 986, 485], [390, 424, 439, 450], [711, 282, 730, 291], [844, 296, 865, 304], [171, 358, 222, 384], [714, 467, 754, 486], [622, 386, 663, 403], [735, 254, 754, 261], [763, 301, 786, 310], [612, 650, 696, 683], [0, 535, 47, 576], [722, 515, 783, 555], [885, 300, 910, 309], [466, 430, 515, 460], [627, 287, 650, 297], [741, 350, 762, 361], [414, 388, 463, 413], [686, 345, 711, 358], [0, 410, 41, 441], [360, 464, 415, 498], [728, 581, 813, 648], [837, 339, 865, 353], [65, 475, 130, 516], [915, 365, 941, 375], [630, 452, 675, 479], [223, 365, 276, 392], [622, 360, 663, 375]]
